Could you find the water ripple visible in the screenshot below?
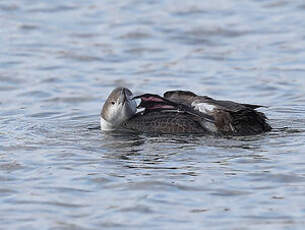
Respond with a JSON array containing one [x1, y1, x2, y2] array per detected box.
[[1, 0, 305, 229]]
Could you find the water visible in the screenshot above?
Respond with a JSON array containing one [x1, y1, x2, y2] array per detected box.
[[1, 0, 305, 229]]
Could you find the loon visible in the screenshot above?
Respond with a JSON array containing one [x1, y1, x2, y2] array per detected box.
[[100, 87, 271, 136]]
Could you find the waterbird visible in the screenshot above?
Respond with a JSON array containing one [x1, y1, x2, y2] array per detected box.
[[101, 87, 271, 135]]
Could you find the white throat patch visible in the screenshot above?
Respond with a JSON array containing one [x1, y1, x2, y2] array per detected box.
[[100, 117, 115, 131]]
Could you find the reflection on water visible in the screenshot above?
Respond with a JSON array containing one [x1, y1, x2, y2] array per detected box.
[[1, 0, 305, 229]]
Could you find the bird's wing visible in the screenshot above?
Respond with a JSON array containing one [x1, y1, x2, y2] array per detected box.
[[164, 90, 265, 112]]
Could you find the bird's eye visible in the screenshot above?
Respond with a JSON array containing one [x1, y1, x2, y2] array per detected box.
[[111, 102, 115, 105]]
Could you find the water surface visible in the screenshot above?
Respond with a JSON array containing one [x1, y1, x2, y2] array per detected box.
[[1, 0, 305, 229]]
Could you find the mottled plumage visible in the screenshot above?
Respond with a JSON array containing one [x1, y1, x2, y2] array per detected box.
[[122, 111, 211, 134]]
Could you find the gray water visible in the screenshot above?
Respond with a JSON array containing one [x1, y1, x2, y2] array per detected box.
[[1, 0, 305, 229]]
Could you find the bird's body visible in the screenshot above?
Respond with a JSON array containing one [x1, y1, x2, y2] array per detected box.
[[100, 88, 271, 136]]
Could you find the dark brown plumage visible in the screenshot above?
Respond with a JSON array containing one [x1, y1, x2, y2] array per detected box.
[[122, 111, 210, 134], [122, 90, 271, 136], [163, 90, 271, 135]]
